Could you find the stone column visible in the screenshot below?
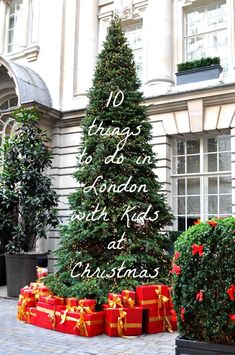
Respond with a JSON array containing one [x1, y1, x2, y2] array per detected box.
[[19, 0, 30, 48], [75, 0, 98, 96], [145, 0, 173, 86], [0, 0, 8, 54]]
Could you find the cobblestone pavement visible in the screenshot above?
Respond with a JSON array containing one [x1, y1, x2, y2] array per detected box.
[[0, 298, 177, 355]]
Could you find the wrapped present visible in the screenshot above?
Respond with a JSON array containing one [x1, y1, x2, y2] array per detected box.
[[78, 299, 96, 311], [144, 308, 172, 334], [57, 310, 104, 337], [105, 307, 142, 337], [107, 293, 123, 308], [30, 281, 44, 289], [25, 307, 38, 325], [40, 295, 65, 306], [122, 290, 135, 308], [36, 302, 66, 330], [17, 290, 37, 321], [66, 297, 78, 307], [36, 266, 48, 279], [170, 309, 177, 331], [136, 284, 169, 310], [34, 286, 53, 301], [168, 286, 174, 309]]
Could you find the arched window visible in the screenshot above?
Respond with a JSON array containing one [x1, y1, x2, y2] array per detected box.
[[0, 115, 17, 146]]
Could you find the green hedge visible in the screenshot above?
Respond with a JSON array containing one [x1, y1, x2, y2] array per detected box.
[[172, 217, 235, 345], [177, 57, 220, 73]]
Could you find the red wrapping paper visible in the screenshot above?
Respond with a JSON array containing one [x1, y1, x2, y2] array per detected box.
[[56, 310, 104, 337], [77, 299, 96, 311], [40, 295, 65, 305], [66, 297, 78, 307], [136, 284, 170, 310], [105, 307, 142, 337], [121, 290, 136, 308], [145, 308, 172, 334], [36, 302, 66, 330], [25, 307, 38, 325]]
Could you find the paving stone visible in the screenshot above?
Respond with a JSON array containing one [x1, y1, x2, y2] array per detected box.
[[0, 298, 177, 355]]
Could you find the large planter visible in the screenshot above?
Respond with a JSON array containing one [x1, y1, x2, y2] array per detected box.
[[0, 254, 6, 286], [175, 65, 223, 85], [5, 253, 47, 298], [175, 336, 235, 355]]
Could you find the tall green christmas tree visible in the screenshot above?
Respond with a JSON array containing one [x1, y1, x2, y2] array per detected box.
[[46, 16, 173, 305]]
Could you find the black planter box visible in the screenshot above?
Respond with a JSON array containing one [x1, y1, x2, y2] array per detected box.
[[175, 65, 223, 85], [176, 336, 235, 355], [5, 253, 47, 298], [0, 254, 6, 286]]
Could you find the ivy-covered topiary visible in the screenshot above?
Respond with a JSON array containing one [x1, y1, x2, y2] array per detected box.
[[172, 217, 235, 345], [177, 56, 220, 72]]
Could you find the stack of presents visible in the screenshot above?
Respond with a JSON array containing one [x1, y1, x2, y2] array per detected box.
[[17, 282, 177, 337]]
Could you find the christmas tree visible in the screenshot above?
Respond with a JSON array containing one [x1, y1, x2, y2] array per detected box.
[[45, 16, 173, 305]]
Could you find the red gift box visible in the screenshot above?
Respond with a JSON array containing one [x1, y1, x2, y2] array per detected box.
[[40, 295, 65, 306], [30, 281, 44, 289], [77, 299, 96, 311], [105, 307, 142, 337], [36, 302, 66, 330], [145, 308, 172, 334], [66, 297, 78, 307], [107, 293, 123, 308], [122, 290, 135, 308], [25, 307, 38, 325], [36, 267, 48, 279], [57, 310, 104, 337], [136, 284, 170, 310], [17, 291, 36, 320], [34, 286, 53, 301]]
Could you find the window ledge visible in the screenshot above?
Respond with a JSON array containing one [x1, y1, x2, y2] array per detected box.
[[5, 45, 40, 62]]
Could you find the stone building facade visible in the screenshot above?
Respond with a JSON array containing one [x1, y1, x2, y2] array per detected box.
[[0, 0, 234, 270]]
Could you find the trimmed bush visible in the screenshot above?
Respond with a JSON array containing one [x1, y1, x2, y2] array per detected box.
[[177, 57, 220, 73], [172, 217, 235, 345]]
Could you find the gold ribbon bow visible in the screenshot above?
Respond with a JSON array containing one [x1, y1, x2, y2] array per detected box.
[[73, 300, 94, 336], [117, 309, 127, 337], [108, 295, 123, 309], [48, 307, 56, 330], [25, 309, 37, 323], [155, 286, 169, 309], [123, 296, 135, 308], [164, 316, 173, 333], [17, 297, 27, 320]]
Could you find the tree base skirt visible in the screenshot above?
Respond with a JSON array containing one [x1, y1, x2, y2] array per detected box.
[[175, 336, 235, 355], [5, 253, 47, 298]]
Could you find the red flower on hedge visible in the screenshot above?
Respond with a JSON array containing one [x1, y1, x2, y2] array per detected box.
[[229, 314, 235, 323], [194, 219, 201, 225], [170, 263, 181, 275], [174, 251, 180, 260], [171, 309, 177, 322], [196, 290, 204, 302], [207, 220, 217, 228], [192, 244, 204, 256], [227, 284, 235, 301], [180, 307, 185, 322]]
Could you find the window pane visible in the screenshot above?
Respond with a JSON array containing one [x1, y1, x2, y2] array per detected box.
[[178, 179, 185, 195], [178, 217, 185, 231], [187, 178, 200, 195], [207, 138, 217, 152], [187, 140, 200, 154], [177, 156, 185, 174], [187, 155, 200, 173], [187, 196, 200, 214], [219, 195, 232, 214], [177, 140, 185, 155], [219, 176, 231, 194], [219, 152, 230, 171], [218, 135, 231, 151], [208, 195, 218, 214], [178, 197, 185, 215], [187, 217, 199, 228], [207, 153, 217, 172], [208, 177, 218, 194]]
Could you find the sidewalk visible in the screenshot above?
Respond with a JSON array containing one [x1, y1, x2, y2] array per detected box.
[[0, 295, 177, 355]]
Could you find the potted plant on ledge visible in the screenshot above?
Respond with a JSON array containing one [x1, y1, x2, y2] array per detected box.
[[1, 107, 59, 297], [172, 217, 235, 355], [175, 56, 223, 85]]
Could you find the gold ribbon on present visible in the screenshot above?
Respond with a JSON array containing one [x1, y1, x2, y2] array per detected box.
[[60, 306, 77, 324], [122, 290, 135, 308], [73, 300, 94, 336], [36, 305, 61, 330], [155, 286, 169, 309], [117, 309, 127, 337], [108, 295, 123, 309], [17, 296, 35, 320], [25, 309, 37, 323]]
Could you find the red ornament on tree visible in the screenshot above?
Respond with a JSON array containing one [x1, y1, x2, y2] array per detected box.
[[196, 290, 203, 302], [174, 251, 180, 260], [229, 314, 235, 323], [170, 263, 181, 275], [226, 284, 235, 301]]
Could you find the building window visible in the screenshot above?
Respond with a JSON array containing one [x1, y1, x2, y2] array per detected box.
[[7, 0, 23, 53], [172, 135, 232, 231], [0, 97, 18, 111], [123, 21, 143, 80], [184, 1, 228, 70]]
